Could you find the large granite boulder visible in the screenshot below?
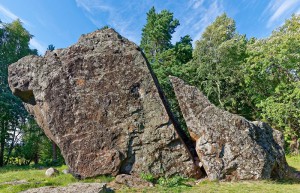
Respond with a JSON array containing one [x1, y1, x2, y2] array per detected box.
[[170, 76, 289, 180], [8, 29, 199, 178]]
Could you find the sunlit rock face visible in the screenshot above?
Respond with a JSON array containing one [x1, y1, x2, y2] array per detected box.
[[8, 29, 199, 179], [170, 76, 289, 180]]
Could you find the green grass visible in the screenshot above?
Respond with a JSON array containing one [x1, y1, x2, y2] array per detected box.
[[0, 165, 113, 193], [286, 155, 300, 171], [119, 180, 300, 193], [0, 156, 300, 193]]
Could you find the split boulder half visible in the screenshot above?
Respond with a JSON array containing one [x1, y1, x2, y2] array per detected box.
[[170, 76, 290, 180], [8, 29, 200, 179]]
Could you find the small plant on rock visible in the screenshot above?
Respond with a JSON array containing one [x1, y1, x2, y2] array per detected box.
[[157, 175, 186, 187], [140, 173, 155, 183]]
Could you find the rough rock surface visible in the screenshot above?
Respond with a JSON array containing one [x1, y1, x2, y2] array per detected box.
[[8, 29, 198, 178], [108, 174, 153, 190], [170, 76, 289, 180], [20, 183, 107, 193]]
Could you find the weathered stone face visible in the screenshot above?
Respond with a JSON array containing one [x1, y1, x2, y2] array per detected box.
[[170, 76, 289, 180], [8, 29, 199, 178]]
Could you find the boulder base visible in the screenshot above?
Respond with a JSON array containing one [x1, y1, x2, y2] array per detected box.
[[108, 174, 153, 189], [170, 76, 289, 180]]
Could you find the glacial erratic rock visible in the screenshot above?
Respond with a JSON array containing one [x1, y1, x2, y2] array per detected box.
[[170, 76, 289, 180], [8, 29, 198, 179]]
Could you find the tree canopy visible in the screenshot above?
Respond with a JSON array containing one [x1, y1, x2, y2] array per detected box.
[[140, 10, 300, 152], [0, 19, 61, 166]]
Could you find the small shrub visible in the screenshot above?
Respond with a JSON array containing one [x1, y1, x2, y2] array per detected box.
[[140, 173, 155, 183], [100, 25, 110, 30], [157, 176, 186, 187]]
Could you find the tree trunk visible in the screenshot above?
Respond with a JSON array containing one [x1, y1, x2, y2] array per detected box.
[[0, 141, 4, 167], [0, 121, 5, 167], [34, 152, 39, 165], [5, 122, 17, 165], [52, 141, 57, 163]]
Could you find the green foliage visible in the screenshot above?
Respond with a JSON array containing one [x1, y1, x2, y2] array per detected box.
[[38, 137, 65, 166], [0, 20, 60, 167], [0, 19, 38, 166], [99, 25, 110, 30], [140, 6, 179, 63], [0, 19, 37, 67], [47, 44, 55, 51], [157, 176, 187, 187], [189, 13, 249, 117], [0, 165, 114, 193], [141, 8, 300, 152], [140, 173, 155, 183], [244, 14, 300, 143], [140, 7, 194, 134], [174, 35, 193, 64]]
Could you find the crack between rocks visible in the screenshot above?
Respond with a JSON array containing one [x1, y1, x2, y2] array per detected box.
[[140, 50, 199, 165]]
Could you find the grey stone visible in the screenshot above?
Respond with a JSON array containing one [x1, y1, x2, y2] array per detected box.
[[45, 167, 59, 177], [170, 76, 290, 180], [1, 180, 28, 185], [62, 169, 70, 174], [8, 29, 199, 179], [20, 183, 107, 193]]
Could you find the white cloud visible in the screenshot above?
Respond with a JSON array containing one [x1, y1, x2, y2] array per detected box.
[[75, 0, 114, 15], [0, 4, 29, 25], [172, 0, 224, 45], [75, 0, 92, 14], [193, 1, 223, 42], [265, 0, 300, 28], [30, 38, 46, 55], [189, 0, 205, 9], [75, 0, 140, 43], [76, 0, 224, 45]]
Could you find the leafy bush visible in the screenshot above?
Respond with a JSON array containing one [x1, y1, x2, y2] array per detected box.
[[140, 173, 155, 183], [157, 176, 186, 187]]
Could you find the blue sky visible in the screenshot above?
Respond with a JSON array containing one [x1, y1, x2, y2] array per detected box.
[[0, 0, 300, 55]]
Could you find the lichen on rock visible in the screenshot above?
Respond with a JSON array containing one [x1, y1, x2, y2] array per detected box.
[[8, 29, 199, 179], [170, 76, 290, 180]]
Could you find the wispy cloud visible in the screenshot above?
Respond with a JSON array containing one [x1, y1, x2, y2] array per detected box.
[[0, 4, 29, 25], [173, 0, 224, 45], [265, 0, 300, 28], [75, 0, 145, 43], [75, 0, 224, 45], [193, 1, 223, 42], [189, 0, 205, 9]]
